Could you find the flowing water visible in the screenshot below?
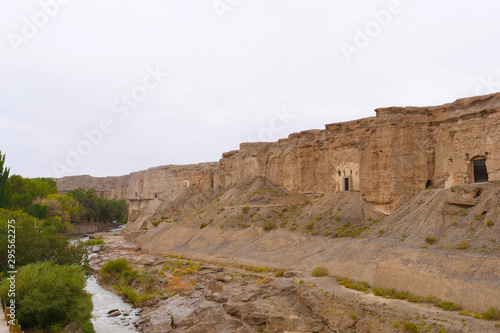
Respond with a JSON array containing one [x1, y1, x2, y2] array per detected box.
[[72, 226, 141, 332], [85, 276, 140, 332]]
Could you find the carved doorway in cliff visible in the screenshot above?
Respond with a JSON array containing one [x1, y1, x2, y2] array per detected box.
[[344, 178, 350, 191], [473, 159, 488, 183]]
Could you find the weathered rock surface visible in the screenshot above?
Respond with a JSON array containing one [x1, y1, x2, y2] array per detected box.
[[93, 231, 500, 333]]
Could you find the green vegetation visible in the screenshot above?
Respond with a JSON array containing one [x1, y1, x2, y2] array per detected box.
[[349, 313, 359, 320], [457, 241, 471, 250], [402, 322, 418, 333], [0, 209, 90, 271], [241, 205, 250, 214], [86, 236, 104, 246], [337, 277, 370, 293], [487, 220, 494, 228], [425, 236, 437, 245], [482, 307, 500, 320], [0, 151, 12, 209], [67, 187, 128, 223], [311, 266, 328, 277], [436, 301, 461, 311], [100, 258, 157, 306], [275, 269, 285, 277], [200, 222, 207, 229], [0, 262, 92, 331], [0, 152, 128, 331]]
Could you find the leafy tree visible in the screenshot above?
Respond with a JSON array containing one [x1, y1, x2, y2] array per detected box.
[[0, 151, 12, 209], [67, 187, 128, 223], [0, 262, 92, 330], [0, 209, 89, 271], [10, 175, 57, 210]]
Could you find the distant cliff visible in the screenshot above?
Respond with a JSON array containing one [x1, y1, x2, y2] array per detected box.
[[56, 93, 500, 215]]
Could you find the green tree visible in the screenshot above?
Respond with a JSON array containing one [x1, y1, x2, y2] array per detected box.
[[0, 262, 93, 330], [0, 209, 89, 271], [0, 151, 12, 209], [10, 175, 57, 211]]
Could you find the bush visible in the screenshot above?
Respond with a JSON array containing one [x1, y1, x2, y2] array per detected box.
[[425, 236, 437, 244], [263, 222, 276, 231], [402, 322, 418, 333], [0, 209, 89, 272], [200, 223, 207, 229], [241, 206, 250, 214], [487, 220, 495, 228], [457, 241, 471, 250], [275, 269, 285, 277], [482, 307, 500, 320], [0, 262, 92, 330], [100, 258, 137, 283], [311, 266, 328, 277], [436, 301, 461, 311], [86, 236, 104, 245], [349, 313, 359, 320], [337, 278, 370, 293]]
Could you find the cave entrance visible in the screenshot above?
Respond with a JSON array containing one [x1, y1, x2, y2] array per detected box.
[[344, 178, 350, 191], [473, 159, 488, 183]]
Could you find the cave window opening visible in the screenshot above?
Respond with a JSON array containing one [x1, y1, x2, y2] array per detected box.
[[473, 159, 488, 183], [155, 193, 158, 199], [425, 180, 432, 189]]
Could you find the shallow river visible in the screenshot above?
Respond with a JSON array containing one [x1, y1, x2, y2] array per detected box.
[[73, 226, 141, 332], [85, 276, 140, 332]]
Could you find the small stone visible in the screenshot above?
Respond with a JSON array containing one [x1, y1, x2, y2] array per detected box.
[[108, 309, 121, 317]]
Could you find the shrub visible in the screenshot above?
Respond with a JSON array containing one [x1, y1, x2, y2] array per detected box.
[[264, 222, 276, 231], [349, 313, 359, 320], [200, 223, 207, 229], [275, 269, 285, 277], [337, 278, 370, 293], [436, 301, 461, 311], [482, 307, 500, 320], [487, 220, 495, 228], [457, 241, 471, 250], [403, 322, 418, 333], [241, 206, 250, 214], [425, 236, 437, 244], [335, 215, 340, 221], [311, 229, 318, 235], [311, 266, 328, 277], [0, 262, 92, 330], [475, 214, 483, 220], [152, 221, 160, 228], [86, 236, 104, 245]]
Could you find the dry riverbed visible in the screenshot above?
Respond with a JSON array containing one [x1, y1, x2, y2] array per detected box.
[[88, 231, 500, 333]]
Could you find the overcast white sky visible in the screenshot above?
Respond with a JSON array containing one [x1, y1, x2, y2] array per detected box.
[[1, 0, 499, 178]]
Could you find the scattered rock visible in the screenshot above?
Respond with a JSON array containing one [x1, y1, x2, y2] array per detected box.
[[107, 309, 121, 317]]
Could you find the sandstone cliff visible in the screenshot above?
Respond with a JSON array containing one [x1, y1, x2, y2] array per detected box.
[[55, 93, 500, 313]]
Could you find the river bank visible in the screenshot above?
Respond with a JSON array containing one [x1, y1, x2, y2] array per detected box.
[[87, 230, 499, 333]]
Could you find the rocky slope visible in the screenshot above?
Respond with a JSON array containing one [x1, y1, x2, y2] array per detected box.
[[91, 231, 500, 333]]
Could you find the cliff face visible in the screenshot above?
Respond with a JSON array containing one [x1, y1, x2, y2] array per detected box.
[[56, 163, 216, 200], [56, 93, 500, 216], [212, 93, 500, 214]]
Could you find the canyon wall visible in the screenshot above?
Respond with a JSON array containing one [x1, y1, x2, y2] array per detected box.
[[56, 93, 500, 215]]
